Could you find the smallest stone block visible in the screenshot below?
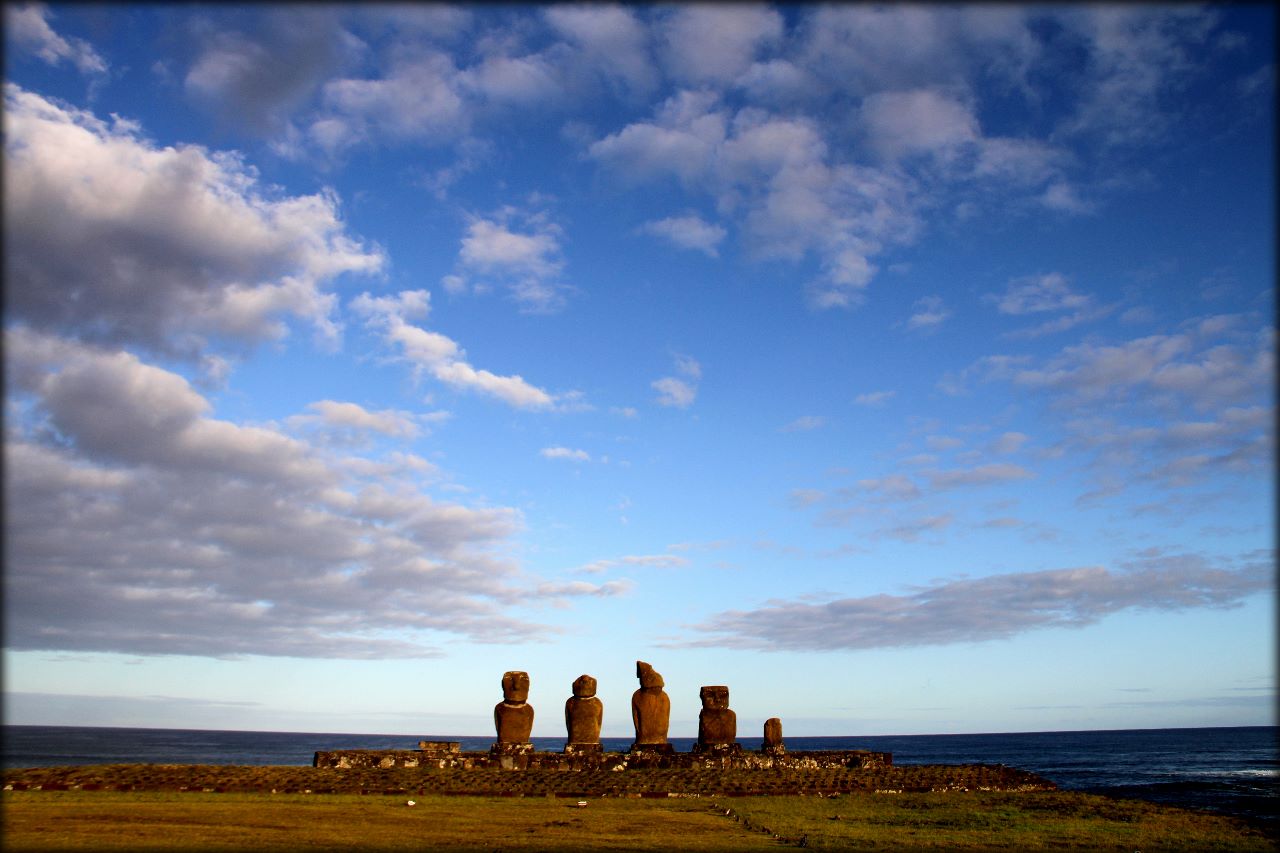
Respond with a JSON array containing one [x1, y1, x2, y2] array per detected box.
[[628, 742, 675, 755], [418, 741, 461, 756], [564, 742, 603, 754]]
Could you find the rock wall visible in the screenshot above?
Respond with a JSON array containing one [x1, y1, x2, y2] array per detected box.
[[312, 746, 891, 771]]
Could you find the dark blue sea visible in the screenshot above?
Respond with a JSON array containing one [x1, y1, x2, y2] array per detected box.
[[4, 725, 1275, 826]]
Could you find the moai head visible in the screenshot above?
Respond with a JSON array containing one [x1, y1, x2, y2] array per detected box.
[[572, 674, 597, 698], [502, 670, 530, 704], [700, 685, 730, 710], [763, 717, 783, 746], [636, 660, 664, 690]]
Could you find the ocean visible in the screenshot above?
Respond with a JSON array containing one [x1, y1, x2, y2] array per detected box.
[[4, 725, 1275, 826]]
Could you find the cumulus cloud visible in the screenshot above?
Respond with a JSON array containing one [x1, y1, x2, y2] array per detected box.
[[993, 273, 1090, 315], [444, 209, 570, 312], [352, 289, 557, 409], [688, 550, 1273, 651], [639, 215, 727, 257], [651, 354, 701, 408], [312, 51, 468, 153], [588, 90, 919, 309], [2, 85, 383, 357], [543, 4, 656, 97], [4, 3, 106, 74], [184, 10, 356, 137], [780, 416, 826, 433], [2, 330, 611, 658], [861, 89, 978, 162], [854, 390, 896, 407], [659, 5, 783, 86], [907, 295, 950, 331], [541, 446, 590, 462]]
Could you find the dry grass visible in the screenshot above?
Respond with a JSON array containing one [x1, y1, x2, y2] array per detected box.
[[1, 790, 778, 852]]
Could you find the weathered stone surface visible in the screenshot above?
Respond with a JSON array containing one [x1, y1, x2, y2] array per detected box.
[[417, 741, 461, 756], [696, 685, 736, 746], [494, 670, 534, 745], [312, 746, 895, 772], [631, 660, 671, 746], [564, 673, 603, 747], [763, 718, 784, 753]]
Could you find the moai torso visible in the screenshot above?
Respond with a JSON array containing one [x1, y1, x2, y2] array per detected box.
[[696, 685, 736, 746], [630, 661, 671, 744], [763, 717, 784, 749], [494, 670, 535, 743], [564, 674, 603, 744]]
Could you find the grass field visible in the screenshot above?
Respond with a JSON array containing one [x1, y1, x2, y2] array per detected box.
[[3, 789, 1273, 852]]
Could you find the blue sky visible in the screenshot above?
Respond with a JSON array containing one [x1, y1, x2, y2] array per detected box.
[[3, 3, 1274, 739]]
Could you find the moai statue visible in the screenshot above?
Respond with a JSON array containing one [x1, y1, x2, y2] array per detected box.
[[630, 660, 671, 750], [695, 685, 737, 749], [564, 674, 603, 753], [763, 717, 785, 754], [493, 670, 534, 749]]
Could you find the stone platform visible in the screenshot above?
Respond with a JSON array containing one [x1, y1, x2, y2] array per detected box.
[[312, 746, 892, 771]]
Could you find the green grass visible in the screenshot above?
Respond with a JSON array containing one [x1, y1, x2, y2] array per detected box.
[[718, 790, 1275, 851], [4, 789, 1272, 852]]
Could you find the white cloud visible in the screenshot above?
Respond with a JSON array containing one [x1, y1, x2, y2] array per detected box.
[[5, 3, 106, 74], [575, 554, 690, 574], [861, 89, 978, 161], [543, 5, 655, 96], [288, 400, 423, 440], [652, 377, 697, 409], [907, 295, 950, 331], [651, 353, 702, 409], [660, 5, 783, 86], [2, 332, 606, 657], [1054, 7, 1220, 148], [352, 289, 557, 409], [315, 52, 467, 151], [854, 390, 896, 407], [541, 446, 590, 462], [780, 416, 826, 433], [446, 209, 569, 312], [589, 92, 919, 309], [3, 85, 383, 357], [689, 550, 1273, 651], [993, 273, 1090, 315], [639, 215, 727, 257], [535, 579, 633, 598]]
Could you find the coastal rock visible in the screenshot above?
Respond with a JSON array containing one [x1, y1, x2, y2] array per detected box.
[[630, 660, 671, 746]]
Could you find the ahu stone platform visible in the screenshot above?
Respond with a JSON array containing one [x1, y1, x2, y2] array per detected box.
[[313, 743, 892, 771]]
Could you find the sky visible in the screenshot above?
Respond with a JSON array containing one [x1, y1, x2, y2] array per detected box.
[[2, 3, 1275, 740]]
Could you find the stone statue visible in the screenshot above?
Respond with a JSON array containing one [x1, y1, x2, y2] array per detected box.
[[564, 674, 603, 747], [493, 670, 534, 744], [630, 660, 671, 746], [696, 685, 736, 746], [763, 717, 784, 752]]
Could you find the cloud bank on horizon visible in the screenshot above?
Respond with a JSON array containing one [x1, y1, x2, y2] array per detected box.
[[3, 3, 1273, 733]]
